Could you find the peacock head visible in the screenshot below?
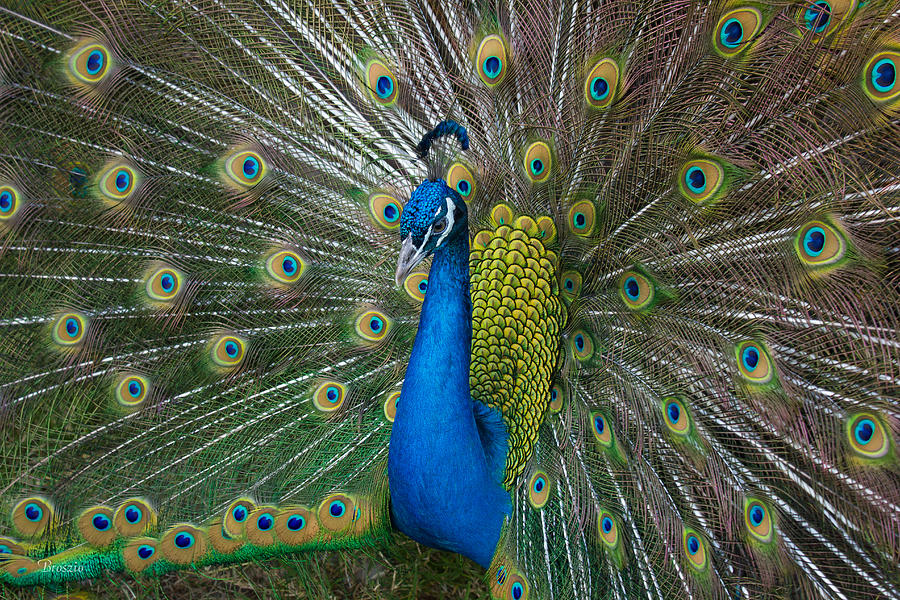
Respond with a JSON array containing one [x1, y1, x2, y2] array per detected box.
[[395, 179, 468, 286]]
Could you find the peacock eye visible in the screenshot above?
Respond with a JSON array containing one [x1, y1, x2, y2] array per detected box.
[[224, 150, 267, 188], [795, 220, 847, 268], [53, 312, 87, 347], [116, 374, 150, 408], [0, 185, 21, 220], [69, 42, 112, 84], [584, 58, 619, 108], [619, 270, 655, 310], [863, 51, 900, 103], [211, 334, 246, 368], [683, 529, 708, 571], [476, 34, 507, 86], [714, 8, 762, 57], [146, 266, 183, 302], [598, 510, 619, 548], [432, 218, 448, 234], [524, 141, 552, 182], [447, 162, 476, 200], [679, 159, 724, 203], [527, 471, 551, 509], [662, 396, 690, 435], [744, 498, 774, 543], [796, 0, 854, 38], [847, 413, 889, 459], [99, 164, 139, 201], [366, 59, 398, 105], [804, 2, 831, 32]]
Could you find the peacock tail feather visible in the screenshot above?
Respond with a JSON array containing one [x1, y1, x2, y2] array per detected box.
[[0, 0, 899, 598]]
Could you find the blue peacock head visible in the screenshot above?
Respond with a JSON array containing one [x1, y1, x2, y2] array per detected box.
[[395, 121, 470, 285]]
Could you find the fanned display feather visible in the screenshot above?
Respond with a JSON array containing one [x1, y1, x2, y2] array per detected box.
[[1, 1, 899, 598]]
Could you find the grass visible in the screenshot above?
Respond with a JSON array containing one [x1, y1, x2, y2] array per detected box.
[[4, 536, 492, 599]]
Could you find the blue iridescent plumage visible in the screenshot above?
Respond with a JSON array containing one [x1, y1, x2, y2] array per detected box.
[[390, 147, 511, 565]]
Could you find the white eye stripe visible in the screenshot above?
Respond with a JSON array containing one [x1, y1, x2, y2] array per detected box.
[[432, 197, 456, 248], [419, 224, 434, 251], [416, 198, 456, 254]]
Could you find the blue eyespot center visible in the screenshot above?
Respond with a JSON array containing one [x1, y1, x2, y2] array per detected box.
[[86, 49, 104, 75], [0, 191, 11, 212], [533, 477, 545, 493], [376, 75, 393, 98], [282, 257, 296, 275], [574, 212, 586, 228], [855, 419, 875, 445], [742, 346, 760, 371], [93, 514, 111, 531], [721, 19, 744, 48], [564, 278, 574, 290], [287, 515, 305, 531], [803, 227, 826, 256], [749, 505, 764, 526], [0, 545, 11, 554], [511, 581, 524, 600], [590, 76, 610, 100], [125, 506, 142, 523], [243, 157, 259, 178], [551, 388, 558, 400], [383, 202, 399, 222], [115, 170, 130, 192], [602, 516, 613, 533], [370, 317, 382, 332], [225, 341, 238, 358], [326, 386, 339, 403], [483, 56, 502, 78], [687, 535, 700, 554], [66, 318, 79, 337], [418, 279, 428, 293], [873, 58, 896, 92], [161, 274, 175, 291], [329, 500, 346, 518], [127, 380, 141, 397], [174, 532, 194, 549], [804, 2, 831, 32], [456, 180, 470, 196], [24, 503, 42, 522], [137, 544, 154, 559], [594, 415, 605, 434], [667, 402, 681, 424], [686, 166, 706, 193], [257, 513, 274, 531], [624, 276, 640, 300], [530, 158, 544, 176], [233, 506, 247, 522], [575, 334, 584, 351]]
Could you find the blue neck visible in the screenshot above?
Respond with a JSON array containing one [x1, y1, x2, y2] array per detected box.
[[388, 232, 509, 568]]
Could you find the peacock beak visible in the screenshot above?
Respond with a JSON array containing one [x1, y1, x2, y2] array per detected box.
[[395, 235, 427, 287]]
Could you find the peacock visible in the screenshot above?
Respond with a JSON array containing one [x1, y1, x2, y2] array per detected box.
[[1, 0, 899, 598]]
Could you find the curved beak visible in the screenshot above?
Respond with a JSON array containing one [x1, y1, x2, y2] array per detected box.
[[395, 235, 428, 287]]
